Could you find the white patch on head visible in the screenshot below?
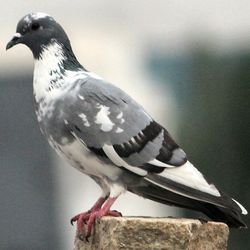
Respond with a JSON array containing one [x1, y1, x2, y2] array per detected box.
[[23, 13, 52, 27], [95, 105, 114, 132], [115, 127, 124, 133], [78, 94, 85, 100], [103, 144, 147, 176], [24, 15, 32, 25], [78, 113, 90, 127], [232, 198, 248, 215], [22, 13, 54, 33], [32, 12, 52, 20], [159, 161, 220, 196]]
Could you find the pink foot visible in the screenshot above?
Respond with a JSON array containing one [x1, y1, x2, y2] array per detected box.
[[70, 196, 107, 233], [71, 211, 90, 232], [85, 208, 122, 240], [71, 197, 122, 241]]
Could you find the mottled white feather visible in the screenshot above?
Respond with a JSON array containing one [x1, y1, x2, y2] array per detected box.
[[95, 105, 114, 132], [78, 113, 90, 127], [116, 112, 123, 119], [33, 42, 86, 103], [57, 139, 122, 180], [115, 127, 124, 133]]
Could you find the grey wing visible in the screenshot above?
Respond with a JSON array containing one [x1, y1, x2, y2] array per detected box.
[[65, 77, 187, 176], [64, 77, 248, 223]]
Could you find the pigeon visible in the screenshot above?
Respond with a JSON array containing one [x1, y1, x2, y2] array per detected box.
[[7, 13, 247, 239]]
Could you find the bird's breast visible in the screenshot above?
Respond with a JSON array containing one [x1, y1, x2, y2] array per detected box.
[[49, 136, 122, 179]]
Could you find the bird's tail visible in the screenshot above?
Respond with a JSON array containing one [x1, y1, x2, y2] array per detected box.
[[129, 173, 247, 228]]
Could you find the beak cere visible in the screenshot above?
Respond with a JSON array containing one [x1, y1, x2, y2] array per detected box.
[[6, 33, 22, 50]]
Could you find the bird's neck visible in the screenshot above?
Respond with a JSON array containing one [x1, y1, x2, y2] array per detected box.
[[33, 41, 84, 102]]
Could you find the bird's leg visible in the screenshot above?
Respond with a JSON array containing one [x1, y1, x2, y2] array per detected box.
[[85, 197, 121, 239], [70, 196, 108, 232]]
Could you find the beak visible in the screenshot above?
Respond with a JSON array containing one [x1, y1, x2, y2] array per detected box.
[[6, 33, 22, 50]]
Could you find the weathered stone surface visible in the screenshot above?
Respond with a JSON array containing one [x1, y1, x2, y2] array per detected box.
[[74, 217, 229, 250]]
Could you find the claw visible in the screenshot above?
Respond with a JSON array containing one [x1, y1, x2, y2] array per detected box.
[[71, 196, 107, 230], [70, 213, 81, 225], [72, 196, 121, 239], [109, 210, 122, 217], [70, 218, 75, 225], [85, 235, 90, 242], [87, 211, 99, 237], [198, 217, 208, 224]]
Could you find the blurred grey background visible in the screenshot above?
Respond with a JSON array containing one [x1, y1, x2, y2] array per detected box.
[[0, 1, 249, 249]]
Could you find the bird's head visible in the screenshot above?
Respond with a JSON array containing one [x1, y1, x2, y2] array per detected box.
[[6, 12, 71, 59]]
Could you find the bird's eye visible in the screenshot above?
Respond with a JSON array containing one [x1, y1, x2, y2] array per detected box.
[[31, 22, 40, 31]]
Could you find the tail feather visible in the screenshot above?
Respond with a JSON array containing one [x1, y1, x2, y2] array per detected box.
[[199, 202, 246, 228], [129, 174, 247, 228]]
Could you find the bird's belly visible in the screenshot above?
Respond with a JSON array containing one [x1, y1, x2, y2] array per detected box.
[[50, 138, 122, 180]]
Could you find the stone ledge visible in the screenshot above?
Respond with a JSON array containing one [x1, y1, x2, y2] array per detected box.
[[74, 217, 229, 250]]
